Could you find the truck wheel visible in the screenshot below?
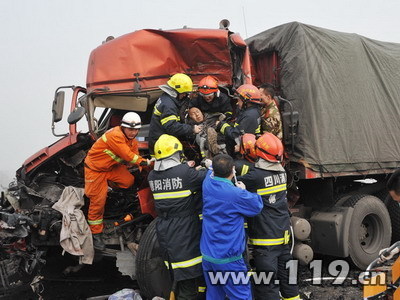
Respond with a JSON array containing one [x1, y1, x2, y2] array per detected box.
[[136, 218, 172, 299], [386, 195, 400, 243], [343, 194, 391, 269]]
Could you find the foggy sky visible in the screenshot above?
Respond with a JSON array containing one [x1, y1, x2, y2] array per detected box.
[[1, 0, 399, 186]]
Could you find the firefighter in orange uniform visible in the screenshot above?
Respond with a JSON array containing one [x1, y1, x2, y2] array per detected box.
[[84, 112, 147, 250]]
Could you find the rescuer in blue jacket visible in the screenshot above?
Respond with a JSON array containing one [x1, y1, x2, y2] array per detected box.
[[148, 73, 203, 156], [200, 154, 263, 300], [238, 132, 300, 300]]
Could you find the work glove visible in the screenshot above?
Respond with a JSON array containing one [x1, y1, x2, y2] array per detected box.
[[201, 158, 212, 169], [235, 181, 246, 190], [139, 158, 155, 167], [147, 158, 156, 166], [379, 247, 400, 263]]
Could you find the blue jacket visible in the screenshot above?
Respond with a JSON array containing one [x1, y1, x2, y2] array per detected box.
[[200, 170, 263, 263]]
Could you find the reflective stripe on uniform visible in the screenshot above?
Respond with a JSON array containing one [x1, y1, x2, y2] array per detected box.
[[249, 238, 285, 246], [255, 125, 261, 134], [88, 219, 103, 225], [153, 189, 192, 200], [198, 286, 206, 293], [284, 230, 290, 244], [101, 134, 107, 142], [257, 183, 286, 195], [282, 295, 301, 300], [103, 149, 123, 163], [161, 115, 178, 125], [164, 256, 202, 269], [130, 154, 139, 164], [199, 214, 203, 220], [244, 222, 248, 229], [220, 123, 230, 134], [249, 230, 290, 246], [153, 107, 162, 116], [241, 165, 249, 176]]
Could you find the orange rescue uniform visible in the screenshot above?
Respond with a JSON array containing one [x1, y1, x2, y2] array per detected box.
[[84, 126, 145, 234]]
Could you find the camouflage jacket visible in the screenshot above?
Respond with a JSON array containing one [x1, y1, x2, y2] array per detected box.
[[261, 101, 283, 140]]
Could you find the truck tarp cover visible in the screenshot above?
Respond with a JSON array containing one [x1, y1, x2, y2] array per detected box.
[[247, 22, 400, 174], [87, 29, 240, 92]]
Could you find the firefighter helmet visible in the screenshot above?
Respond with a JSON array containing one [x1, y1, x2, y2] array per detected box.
[[167, 73, 193, 94], [236, 84, 262, 105], [198, 75, 219, 96], [255, 132, 283, 162], [121, 112, 142, 129], [154, 134, 183, 160], [240, 133, 257, 163]]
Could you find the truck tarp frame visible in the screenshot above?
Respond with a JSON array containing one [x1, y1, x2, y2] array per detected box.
[[247, 22, 400, 174]]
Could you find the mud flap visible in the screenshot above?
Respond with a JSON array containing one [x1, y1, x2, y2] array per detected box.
[[137, 187, 156, 218]]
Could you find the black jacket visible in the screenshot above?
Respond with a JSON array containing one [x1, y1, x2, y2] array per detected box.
[[149, 93, 193, 154], [189, 92, 233, 117], [217, 105, 261, 141], [238, 167, 291, 247], [148, 164, 207, 280], [234, 158, 255, 176]]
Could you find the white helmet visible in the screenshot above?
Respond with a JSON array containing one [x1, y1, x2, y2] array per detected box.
[[121, 112, 141, 129]]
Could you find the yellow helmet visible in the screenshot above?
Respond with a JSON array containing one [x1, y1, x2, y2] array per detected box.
[[167, 73, 193, 94], [154, 134, 183, 160]]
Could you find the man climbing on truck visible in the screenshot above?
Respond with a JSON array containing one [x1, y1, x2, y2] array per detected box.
[[84, 112, 149, 250]]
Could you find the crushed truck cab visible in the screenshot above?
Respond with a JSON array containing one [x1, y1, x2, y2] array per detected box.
[[0, 24, 250, 298], [2, 20, 400, 299]]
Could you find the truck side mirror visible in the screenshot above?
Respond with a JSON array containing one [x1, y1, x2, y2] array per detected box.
[[67, 107, 86, 124], [52, 91, 65, 123]]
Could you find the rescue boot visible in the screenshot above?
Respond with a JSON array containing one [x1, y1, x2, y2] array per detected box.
[[92, 233, 106, 251]]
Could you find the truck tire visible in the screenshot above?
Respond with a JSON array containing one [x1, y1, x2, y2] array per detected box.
[[136, 218, 172, 299], [343, 194, 391, 269], [386, 195, 400, 243]]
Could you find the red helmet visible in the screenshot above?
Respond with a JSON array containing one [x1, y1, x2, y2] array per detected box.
[[236, 84, 262, 105], [240, 133, 257, 163], [198, 76, 219, 96], [255, 132, 284, 162]]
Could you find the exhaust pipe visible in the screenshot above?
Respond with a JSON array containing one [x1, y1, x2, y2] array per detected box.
[[219, 19, 230, 30]]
